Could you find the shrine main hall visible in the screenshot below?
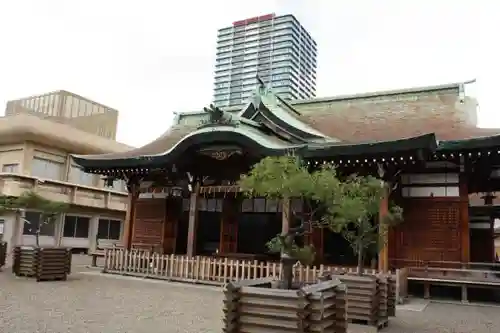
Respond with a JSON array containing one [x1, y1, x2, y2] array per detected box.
[[72, 80, 500, 271]]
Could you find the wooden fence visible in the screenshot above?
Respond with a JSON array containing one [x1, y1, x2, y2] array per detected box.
[[103, 248, 408, 295]]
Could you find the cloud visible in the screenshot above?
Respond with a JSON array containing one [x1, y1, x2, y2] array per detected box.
[[0, 0, 497, 147]]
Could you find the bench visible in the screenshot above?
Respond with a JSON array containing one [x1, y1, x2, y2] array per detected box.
[[89, 240, 121, 267], [408, 266, 500, 302]]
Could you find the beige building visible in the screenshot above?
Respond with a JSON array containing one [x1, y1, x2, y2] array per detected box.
[[0, 92, 132, 254], [5, 90, 118, 140]]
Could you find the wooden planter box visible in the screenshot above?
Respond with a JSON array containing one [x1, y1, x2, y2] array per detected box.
[[377, 275, 389, 326], [333, 274, 385, 329], [223, 277, 348, 333], [0, 241, 7, 269], [387, 275, 396, 317], [12, 246, 72, 282]]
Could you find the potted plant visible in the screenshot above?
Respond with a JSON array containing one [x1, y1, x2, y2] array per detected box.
[[322, 173, 403, 328], [222, 156, 349, 332], [239, 155, 344, 289], [0, 191, 71, 281]]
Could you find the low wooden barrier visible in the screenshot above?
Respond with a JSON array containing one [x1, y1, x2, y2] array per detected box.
[[102, 248, 408, 309], [335, 274, 383, 329], [407, 266, 500, 302], [223, 277, 348, 333], [387, 275, 397, 316], [395, 267, 408, 304], [0, 241, 6, 268], [12, 246, 72, 282], [103, 248, 385, 284], [378, 275, 389, 324]]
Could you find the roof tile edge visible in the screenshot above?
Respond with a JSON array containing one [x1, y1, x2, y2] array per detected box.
[[175, 79, 476, 122]]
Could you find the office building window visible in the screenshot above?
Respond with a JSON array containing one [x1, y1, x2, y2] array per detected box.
[[69, 165, 94, 186], [97, 219, 121, 240], [113, 180, 126, 192], [104, 179, 126, 192], [63, 215, 90, 238], [2, 163, 19, 173], [31, 157, 63, 180], [22, 211, 55, 236]]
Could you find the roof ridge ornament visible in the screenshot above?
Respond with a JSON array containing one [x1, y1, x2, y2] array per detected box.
[[199, 104, 237, 128], [252, 75, 276, 108], [257, 75, 268, 95]]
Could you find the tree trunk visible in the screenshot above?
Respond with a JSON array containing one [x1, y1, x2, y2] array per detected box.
[[281, 255, 295, 289], [35, 220, 40, 247], [357, 245, 364, 275]]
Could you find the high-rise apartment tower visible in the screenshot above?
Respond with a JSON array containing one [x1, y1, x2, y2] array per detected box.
[[213, 13, 317, 107]]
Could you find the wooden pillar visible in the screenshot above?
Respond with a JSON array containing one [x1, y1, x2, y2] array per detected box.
[[459, 174, 469, 266], [123, 182, 138, 250], [378, 189, 389, 273], [186, 183, 200, 258]]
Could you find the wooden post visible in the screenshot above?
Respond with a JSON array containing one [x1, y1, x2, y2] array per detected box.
[[378, 188, 389, 273], [187, 183, 200, 258], [123, 182, 138, 250], [219, 197, 226, 254], [459, 173, 470, 267]]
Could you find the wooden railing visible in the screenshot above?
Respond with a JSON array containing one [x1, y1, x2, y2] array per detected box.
[[390, 258, 500, 270], [103, 248, 408, 303]]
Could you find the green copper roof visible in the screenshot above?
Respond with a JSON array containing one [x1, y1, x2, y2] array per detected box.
[[438, 134, 500, 151]]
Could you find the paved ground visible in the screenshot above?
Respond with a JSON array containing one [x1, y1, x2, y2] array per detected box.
[[1, 255, 500, 333]]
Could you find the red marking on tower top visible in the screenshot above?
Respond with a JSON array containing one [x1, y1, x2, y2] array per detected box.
[[233, 13, 275, 27]]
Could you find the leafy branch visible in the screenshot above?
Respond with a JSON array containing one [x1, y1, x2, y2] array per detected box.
[[0, 191, 68, 247]]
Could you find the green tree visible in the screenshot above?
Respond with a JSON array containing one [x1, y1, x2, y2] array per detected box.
[[239, 155, 404, 282], [323, 174, 403, 275], [0, 191, 68, 247], [239, 155, 343, 288]]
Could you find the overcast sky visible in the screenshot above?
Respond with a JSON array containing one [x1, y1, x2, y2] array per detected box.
[[0, 0, 497, 147]]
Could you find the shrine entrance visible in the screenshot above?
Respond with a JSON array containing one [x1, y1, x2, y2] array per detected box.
[[237, 197, 281, 258], [196, 197, 223, 255]]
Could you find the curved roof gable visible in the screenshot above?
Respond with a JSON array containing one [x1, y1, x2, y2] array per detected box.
[[238, 81, 337, 143], [72, 77, 337, 168]]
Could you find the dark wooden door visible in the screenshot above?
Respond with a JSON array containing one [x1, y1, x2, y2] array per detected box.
[[220, 198, 238, 253], [163, 199, 180, 254], [470, 229, 494, 263]]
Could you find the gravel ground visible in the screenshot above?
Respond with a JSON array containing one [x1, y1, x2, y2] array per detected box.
[[1, 255, 500, 333]]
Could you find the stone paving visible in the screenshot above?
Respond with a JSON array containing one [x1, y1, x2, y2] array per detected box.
[[1, 255, 500, 333]]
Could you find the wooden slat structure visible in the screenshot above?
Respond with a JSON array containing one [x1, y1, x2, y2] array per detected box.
[[223, 277, 348, 333], [333, 274, 382, 328], [407, 265, 500, 302], [12, 246, 72, 281], [102, 248, 407, 303]]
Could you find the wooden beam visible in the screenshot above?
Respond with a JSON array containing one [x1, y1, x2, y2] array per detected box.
[[378, 187, 389, 273], [186, 183, 200, 257], [459, 173, 470, 265], [123, 183, 138, 250]]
